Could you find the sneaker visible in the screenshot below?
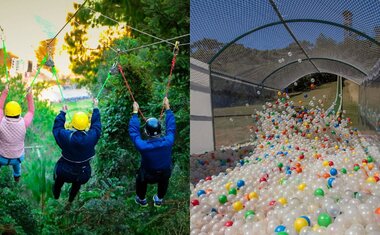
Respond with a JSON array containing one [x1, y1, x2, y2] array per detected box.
[[135, 196, 148, 207], [14, 176, 20, 183], [153, 195, 163, 208]]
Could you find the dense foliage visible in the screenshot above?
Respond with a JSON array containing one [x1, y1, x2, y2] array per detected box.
[[1, 0, 189, 234]]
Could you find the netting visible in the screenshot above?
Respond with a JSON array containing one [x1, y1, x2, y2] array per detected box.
[[191, 0, 380, 89]]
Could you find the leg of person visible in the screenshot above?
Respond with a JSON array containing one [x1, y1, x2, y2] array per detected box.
[[68, 182, 81, 202], [52, 161, 65, 199], [135, 168, 148, 207], [153, 169, 171, 207], [12, 159, 22, 182]]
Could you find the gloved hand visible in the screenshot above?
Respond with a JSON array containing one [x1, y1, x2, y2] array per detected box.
[[93, 98, 99, 108], [163, 97, 170, 110], [62, 105, 68, 113], [133, 101, 139, 113]]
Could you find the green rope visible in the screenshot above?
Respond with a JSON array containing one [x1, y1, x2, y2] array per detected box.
[[29, 55, 48, 89], [96, 72, 112, 100], [2, 39, 9, 83], [52, 66, 65, 102]]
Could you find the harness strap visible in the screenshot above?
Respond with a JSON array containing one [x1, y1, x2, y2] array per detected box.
[[61, 156, 93, 164]]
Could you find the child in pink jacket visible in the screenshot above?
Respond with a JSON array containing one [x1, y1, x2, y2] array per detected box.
[[0, 85, 34, 182]]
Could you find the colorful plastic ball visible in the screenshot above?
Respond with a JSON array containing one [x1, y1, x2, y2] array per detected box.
[[275, 225, 286, 232], [232, 201, 244, 211], [224, 220, 233, 227], [366, 177, 376, 183], [375, 207, 380, 214], [294, 217, 309, 233], [229, 188, 237, 195], [237, 179, 245, 188], [354, 165, 360, 171], [341, 168, 347, 174], [191, 199, 199, 206], [218, 195, 227, 204], [298, 183, 306, 191], [327, 178, 335, 188], [244, 210, 255, 219], [367, 156, 374, 163], [225, 182, 232, 191], [330, 168, 338, 176], [300, 216, 311, 226], [317, 213, 332, 227], [205, 176, 212, 181], [278, 162, 284, 168], [278, 197, 287, 205], [197, 190, 206, 197], [322, 161, 329, 167], [277, 232, 289, 235], [248, 192, 258, 200], [314, 188, 325, 197]]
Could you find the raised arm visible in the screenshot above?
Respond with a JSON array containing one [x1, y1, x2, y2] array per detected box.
[[0, 86, 9, 120], [90, 108, 102, 139], [24, 89, 35, 127], [129, 101, 144, 151], [164, 97, 176, 145], [52, 106, 67, 147]]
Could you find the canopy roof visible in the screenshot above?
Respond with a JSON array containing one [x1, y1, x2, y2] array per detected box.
[[190, 0, 380, 89]]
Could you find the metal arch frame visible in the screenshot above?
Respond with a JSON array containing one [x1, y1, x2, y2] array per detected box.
[[260, 57, 368, 86], [208, 19, 380, 65]]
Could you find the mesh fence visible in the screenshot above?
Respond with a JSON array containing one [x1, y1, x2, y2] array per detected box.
[[191, 0, 380, 89]]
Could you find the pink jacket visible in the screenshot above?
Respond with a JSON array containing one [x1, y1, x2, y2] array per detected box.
[[0, 89, 34, 159]]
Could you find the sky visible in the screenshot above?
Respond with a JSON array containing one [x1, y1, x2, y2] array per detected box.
[[0, 0, 101, 75]]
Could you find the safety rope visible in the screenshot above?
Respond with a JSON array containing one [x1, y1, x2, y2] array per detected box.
[[117, 64, 146, 121], [96, 72, 112, 100], [51, 67, 65, 103], [159, 41, 179, 119]]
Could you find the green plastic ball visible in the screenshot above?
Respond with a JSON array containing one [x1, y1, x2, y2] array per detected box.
[[218, 195, 227, 204], [354, 165, 360, 171], [317, 213, 332, 227], [341, 168, 347, 174], [228, 188, 237, 195], [314, 188, 325, 197], [278, 163, 284, 168], [244, 210, 255, 219], [367, 156, 374, 163]]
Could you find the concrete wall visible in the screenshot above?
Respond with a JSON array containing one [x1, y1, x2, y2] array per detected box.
[[190, 58, 214, 154]]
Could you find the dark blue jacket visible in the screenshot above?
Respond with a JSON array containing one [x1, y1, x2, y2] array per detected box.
[[53, 109, 102, 163], [129, 110, 175, 171]]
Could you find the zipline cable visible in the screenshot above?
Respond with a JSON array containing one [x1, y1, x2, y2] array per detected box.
[[84, 6, 174, 46], [47, 0, 89, 48]]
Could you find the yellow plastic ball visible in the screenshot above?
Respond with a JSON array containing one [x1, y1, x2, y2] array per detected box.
[[298, 183, 306, 191], [298, 101, 302, 104], [278, 197, 287, 205], [315, 137, 319, 141], [312, 224, 320, 231], [335, 145, 339, 150], [285, 139, 289, 144], [323, 161, 329, 167], [248, 192, 258, 200], [307, 134, 312, 138], [225, 182, 232, 191], [366, 177, 376, 183], [278, 91, 282, 96], [294, 217, 309, 233], [232, 201, 244, 211]]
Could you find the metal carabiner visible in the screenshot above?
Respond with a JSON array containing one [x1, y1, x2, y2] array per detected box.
[[173, 41, 180, 55]]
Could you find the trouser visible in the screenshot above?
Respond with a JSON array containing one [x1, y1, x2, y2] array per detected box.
[[0, 155, 25, 177], [136, 167, 172, 200], [53, 158, 91, 202]]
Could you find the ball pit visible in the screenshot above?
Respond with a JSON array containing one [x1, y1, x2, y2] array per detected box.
[[190, 93, 380, 235]]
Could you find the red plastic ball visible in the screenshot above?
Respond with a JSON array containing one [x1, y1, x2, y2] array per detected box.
[[205, 176, 212, 181], [191, 199, 200, 206], [225, 221, 233, 227], [328, 161, 334, 166]]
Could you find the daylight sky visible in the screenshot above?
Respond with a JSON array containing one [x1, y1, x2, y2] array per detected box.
[[0, 0, 102, 75]]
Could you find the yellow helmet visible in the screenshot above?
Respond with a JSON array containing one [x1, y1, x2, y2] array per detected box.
[[5, 101, 22, 117], [71, 112, 89, 131]]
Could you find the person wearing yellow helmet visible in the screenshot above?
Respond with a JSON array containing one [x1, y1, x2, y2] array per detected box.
[[52, 98, 102, 203], [0, 85, 34, 182]]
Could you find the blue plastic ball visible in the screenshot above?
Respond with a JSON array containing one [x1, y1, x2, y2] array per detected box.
[[237, 180, 245, 188], [327, 177, 335, 188], [240, 159, 245, 166], [197, 190, 206, 197], [304, 94, 308, 98], [330, 168, 338, 176], [275, 225, 286, 232]]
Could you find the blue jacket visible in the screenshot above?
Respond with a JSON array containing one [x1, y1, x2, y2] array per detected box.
[[129, 110, 176, 171], [53, 109, 102, 163]]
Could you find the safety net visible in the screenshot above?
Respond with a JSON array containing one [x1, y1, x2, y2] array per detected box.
[[190, 0, 380, 90]]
